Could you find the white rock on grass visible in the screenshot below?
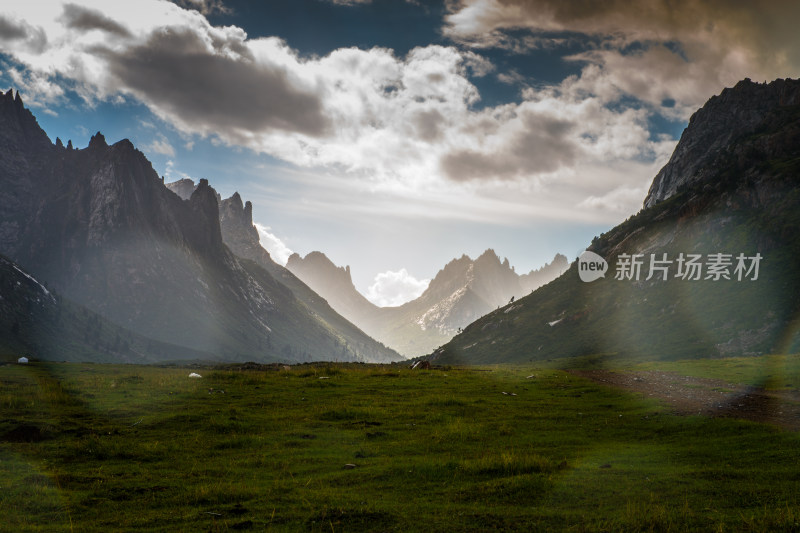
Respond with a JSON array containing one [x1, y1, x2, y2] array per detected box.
[[188, 372, 202, 378]]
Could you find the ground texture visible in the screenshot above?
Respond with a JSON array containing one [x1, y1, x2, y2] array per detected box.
[[568, 369, 800, 430]]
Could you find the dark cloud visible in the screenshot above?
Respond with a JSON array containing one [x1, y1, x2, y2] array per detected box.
[[449, 0, 800, 73], [0, 16, 28, 40], [171, 0, 232, 16], [61, 3, 132, 37], [103, 29, 328, 137], [441, 114, 577, 181], [413, 109, 445, 141]]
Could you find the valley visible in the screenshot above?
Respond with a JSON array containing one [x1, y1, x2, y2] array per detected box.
[[2, 0, 800, 530]]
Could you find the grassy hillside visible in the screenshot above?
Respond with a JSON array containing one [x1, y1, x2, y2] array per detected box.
[[2, 359, 799, 531]]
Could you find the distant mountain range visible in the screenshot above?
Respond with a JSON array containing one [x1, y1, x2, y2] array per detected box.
[[0, 89, 398, 364], [286, 249, 568, 357], [434, 78, 800, 365]]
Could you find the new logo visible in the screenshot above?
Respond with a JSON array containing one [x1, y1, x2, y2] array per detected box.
[[578, 250, 608, 282]]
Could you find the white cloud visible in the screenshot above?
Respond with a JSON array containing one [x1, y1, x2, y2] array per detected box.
[[164, 159, 194, 182], [365, 268, 430, 307], [142, 133, 175, 157], [3, 66, 65, 110], [577, 183, 651, 215], [254, 223, 293, 265]]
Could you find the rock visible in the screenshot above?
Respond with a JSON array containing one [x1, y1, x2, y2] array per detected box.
[[165, 178, 197, 200], [88, 131, 107, 150], [644, 78, 800, 207], [188, 372, 202, 378]]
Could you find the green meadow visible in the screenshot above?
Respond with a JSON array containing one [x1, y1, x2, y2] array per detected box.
[[1, 358, 799, 532]]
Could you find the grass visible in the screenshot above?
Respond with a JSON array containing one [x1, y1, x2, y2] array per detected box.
[[1, 358, 799, 531], [629, 354, 800, 390]]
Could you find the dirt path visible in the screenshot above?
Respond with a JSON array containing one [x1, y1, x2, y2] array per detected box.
[[566, 369, 800, 431]]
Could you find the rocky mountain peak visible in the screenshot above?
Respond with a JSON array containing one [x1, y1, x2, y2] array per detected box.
[[184, 178, 224, 254], [644, 78, 800, 207], [190, 178, 216, 208], [221, 192, 255, 227], [219, 192, 249, 223], [287, 251, 354, 287], [88, 131, 108, 150], [0, 88, 51, 150], [218, 191, 271, 265], [228, 191, 243, 208], [166, 178, 197, 201]]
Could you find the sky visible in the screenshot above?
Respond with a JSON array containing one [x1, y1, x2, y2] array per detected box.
[[1, 0, 799, 306]]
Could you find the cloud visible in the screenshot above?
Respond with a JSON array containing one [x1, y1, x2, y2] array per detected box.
[[171, 0, 231, 16], [0, 15, 28, 40], [0, 1, 654, 192], [142, 134, 176, 157], [3, 66, 65, 109], [2, 1, 328, 136], [444, 0, 800, 115], [0, 14, 47, 54], [103, 29, 329, 138], [164, 159, 194, 182], [365, 268, 430, 307], [326, 0, 373, 5], [60, 3, 132, 37], [4, 0, 784, 225], [577, 183, 650, 215], [254, 223, 294, 265]]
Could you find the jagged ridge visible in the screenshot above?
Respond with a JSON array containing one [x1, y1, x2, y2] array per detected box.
[[0, 89, 398, 363]]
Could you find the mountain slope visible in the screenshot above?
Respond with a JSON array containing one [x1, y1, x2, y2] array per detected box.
[[435, 78, 800, 365], [209, 187, 398, 362], [0, 89, 397, 363], [286, 251, 379, 327], [0, 254, 213, 363]]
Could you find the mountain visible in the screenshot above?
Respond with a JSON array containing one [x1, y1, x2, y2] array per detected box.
[[286, 249, 568, 357], [167, 180, 400, 361], [0, 89, 398, 364], [645, 78, 800, 207], [434, 78, 800, 365], [519, 253, 569, 293], [285, 251, 378, 327], [0, 254, 213, 363]]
